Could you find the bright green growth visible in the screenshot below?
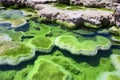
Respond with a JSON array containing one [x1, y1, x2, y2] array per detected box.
[[0, 10, 26, 28], [97, 71, 120, 80], [1, 30, 23, 41], [55, 35, 111, 56], [84, 22, 101, 29], [0, 70, 17, 80], [14, 65, 33, 80], [0, 41, 35, 65], [56, 20, 76, 29], [110, 54, 120, 70], [27, 58, 72, 80], [30, 37, 54, 52], [24, 21, 51, 37]]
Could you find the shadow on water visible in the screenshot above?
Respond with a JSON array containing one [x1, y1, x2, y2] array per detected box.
[[0, 47, 57, 71], [57, 47, 112, 67]]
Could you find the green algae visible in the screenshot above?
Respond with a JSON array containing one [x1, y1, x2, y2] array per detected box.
[[52, 3, 113, 12], [55, 35, 111, 56], [0, 42, 33, 58], [1, 30, 23, 41], [56, 20, 76, 29], [14, 65, 33, 80], [0, 10, 27, 28], [27, 58, 72, 80], [24, 21, 51, 37], [29, 37, 54, 52], [84, 22, 101, 29], [0, 41, 35, 65], [73, 29, 95, 35], [0, 70, 17, 80], [0, 25, 10, 31], [0, 7, 118, 80]]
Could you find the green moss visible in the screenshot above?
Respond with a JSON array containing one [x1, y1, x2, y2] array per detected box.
[[84, 22, 101, 29], [30, 37, 54, 52]]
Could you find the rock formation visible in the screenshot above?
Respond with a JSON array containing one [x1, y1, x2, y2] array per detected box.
[[114, 6, 120, 28]]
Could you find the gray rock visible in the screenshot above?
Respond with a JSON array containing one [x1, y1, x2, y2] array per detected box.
[[114, 6, 120, 28], [70, 0, 120, 10], [35, 4, 113, 28]]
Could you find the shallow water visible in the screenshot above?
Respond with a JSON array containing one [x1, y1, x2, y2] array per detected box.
[[0, 9, 120, 80]]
